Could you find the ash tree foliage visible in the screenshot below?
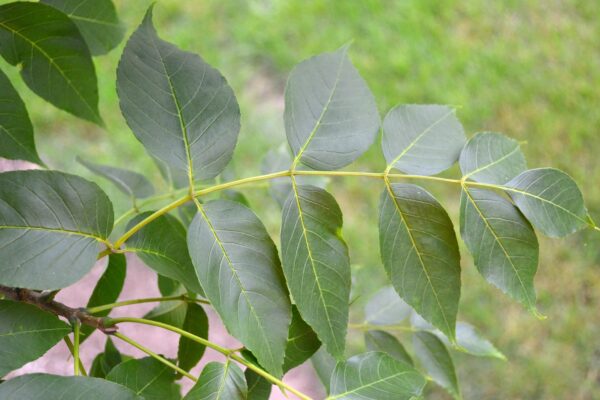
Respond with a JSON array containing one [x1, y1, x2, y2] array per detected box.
[[0, 2, 596, 399]]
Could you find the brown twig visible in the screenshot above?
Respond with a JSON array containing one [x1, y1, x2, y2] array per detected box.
[[0, 285, 117, 334]]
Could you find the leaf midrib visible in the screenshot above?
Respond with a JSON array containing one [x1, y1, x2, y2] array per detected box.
[[384, 182, 453, 337], [328, 370, 413, 399], [0, 224, 106, 243], [462, 187, 533, 307], [0, 19, 98, 121], [196, 204, 277, 371], [290, 178, 341, 353], [463, 145, 521, 180]]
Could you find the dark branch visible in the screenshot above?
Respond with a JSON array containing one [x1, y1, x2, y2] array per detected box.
[[0, 285, 117, 334]]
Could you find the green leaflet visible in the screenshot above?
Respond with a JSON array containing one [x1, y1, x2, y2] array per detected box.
[[460, 188, 539, 312], [382, 105, 465, 175], [178, 303, 209, 373], [311, 347, 337, 394], [245, 368, 272, 400], [379, 183, 461, 340], [281, 184, 350, 359], [283, 306, 321, 372], [42, 0, 124, 55], [184, 362, 247, 400], [107, 357, 181, 400], [413, 331, 461, 399], [0, 2, 101, 125], [459, 132, 527, 184], [0, 68, 41, 165], [81, 253, 127, 342], [90, 337, 123, 378], [78, 157, 154, 199], [328, 352, 426, 400], [0, 170, 113, 290], [187, 200, 291, 376], [0, 300, 70, 377], [284, 46, 380, 170], [0, 374, 141, 399], [365, 331, 413, 365], [411, 312, 505, 360], [145, 279, 188, 328], [364, 285, 412, 326], [506, 168, 589, 237], [117, 7, 240, 184], [126, 212, 203, 294]]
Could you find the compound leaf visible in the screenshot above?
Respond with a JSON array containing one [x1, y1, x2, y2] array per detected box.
[[379, 183, 461, 340], [178, 303, 209, 373], [78, 157, 154, 199], [126, 212, 203, 294], [382, 105, 465, 175], [459, 132, 526, 184], [328, 352, 426, 400], [42, 0, 124, 55], [184, 362, 247, 400], [284, 46, 380, 170], [188, 200, 291, 376], [0, 170, 113, 290], [107, 357, 180, 400], [505, 168, 589, 237], [460, 188, 539, 312], [0, 300, 70, 377], [0, 374, 141, 399], [365, 331, 413, 365], [281, 184, 350, 359], [81, 253, 127, 341], [413, 331, 460, 399], [0, 68, 41, 165], [118, 7, 240, 184], [0, 2, 101, 124]]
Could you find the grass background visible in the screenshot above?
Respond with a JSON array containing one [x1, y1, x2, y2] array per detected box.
[[1, 0, 599, 398]]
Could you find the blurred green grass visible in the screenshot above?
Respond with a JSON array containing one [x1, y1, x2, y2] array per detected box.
[[2, 0, 599, 398]]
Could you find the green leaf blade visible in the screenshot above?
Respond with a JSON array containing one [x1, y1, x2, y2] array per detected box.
[[383, 105, 465, 175], [284, 46, 380, 170], [106, 357, 181, 400], [187, 200, 291, 376], [379, 183, 461, 340], [0, 68, 41, 165], [0, 2, 101, 124], [78, 157, 154, 199], [328, 352, 426, 400], [81, 253, 127, 341], [281, 184, 350, 359], [283, 306, 321, 372], [506, 168, 589, 237], [364, 285, 411, 326], [365, 331, 413, 366], [42, 0, 124, 55], [0, 170, 113, 290], [413, 331, 460, 399], [126, 212, 203, 294], [0, 300, 70, 377], [459, 132, 526, 184], [0, 374, 142, 399], [460, 188, 539, 312], [184, 362, 247, 400], [117, 8, 240, 183], [178, 303, 209, 372]]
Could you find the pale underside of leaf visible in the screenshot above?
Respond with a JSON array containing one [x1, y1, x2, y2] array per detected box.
[[285, 46, 380, 170], [459, 131, 526, 184]]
